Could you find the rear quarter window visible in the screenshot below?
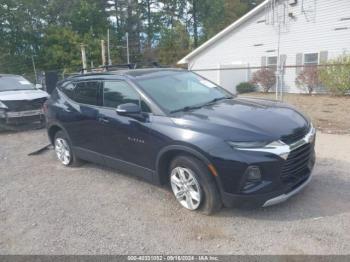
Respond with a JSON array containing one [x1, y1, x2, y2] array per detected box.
[[60, 82, 75, 99]]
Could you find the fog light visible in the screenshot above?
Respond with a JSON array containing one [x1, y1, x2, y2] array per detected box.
[[246, 166, 262, 182]]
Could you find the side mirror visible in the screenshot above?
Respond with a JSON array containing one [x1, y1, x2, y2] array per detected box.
[[116, 103, 141, 116], [35, 84, 43, 89]]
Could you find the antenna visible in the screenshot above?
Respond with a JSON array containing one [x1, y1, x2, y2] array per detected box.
[[301, 0, 317, 22], [265, 0, 290, 31], [265, 0, 290, 101]]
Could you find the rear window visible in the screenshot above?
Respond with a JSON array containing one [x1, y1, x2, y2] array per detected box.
[[0, 76, 35, 91]]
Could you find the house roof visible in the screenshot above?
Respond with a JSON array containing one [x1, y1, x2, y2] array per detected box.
[[177, 0, 270, 64]]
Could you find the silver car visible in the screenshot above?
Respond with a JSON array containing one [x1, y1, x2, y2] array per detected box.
[[0, 74, 49, 128]]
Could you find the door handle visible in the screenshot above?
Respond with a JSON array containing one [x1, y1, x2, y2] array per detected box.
[[99, 117, 110, 123]]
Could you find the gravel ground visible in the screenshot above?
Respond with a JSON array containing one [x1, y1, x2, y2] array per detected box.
[[0, 129, 349, 255]]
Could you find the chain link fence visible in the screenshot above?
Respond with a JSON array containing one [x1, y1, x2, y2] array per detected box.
[[191, 63, 350, 100]]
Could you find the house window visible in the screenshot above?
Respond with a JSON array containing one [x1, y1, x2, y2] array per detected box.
[[304, 53, 319, 66], [267, 56, 278, 71]]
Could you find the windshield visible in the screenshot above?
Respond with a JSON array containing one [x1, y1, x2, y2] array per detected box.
[[0, 76, 36, 92], [135, 71, 233, 113]]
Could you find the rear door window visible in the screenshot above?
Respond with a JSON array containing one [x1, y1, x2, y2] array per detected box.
[[74, 81, 100, 106]]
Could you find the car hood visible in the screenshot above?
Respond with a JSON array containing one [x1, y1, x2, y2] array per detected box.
[[0, 89, 49, 101], [171, 97, 309, 142]]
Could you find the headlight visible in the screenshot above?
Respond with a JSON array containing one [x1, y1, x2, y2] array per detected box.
[[227, 141, 270, 149], [227, 140, 285, 149], [227, 140, 290, 160], [0, 101, 8, 109]]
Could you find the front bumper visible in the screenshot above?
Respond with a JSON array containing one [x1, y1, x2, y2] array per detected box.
[[262, 173, 312, 207], [215, 126, 316, 208], [0, 109, 44, 125], [221, 171, 313, 208]]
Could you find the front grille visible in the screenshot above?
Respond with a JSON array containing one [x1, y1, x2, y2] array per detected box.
[[281, 143, 314, 184], [6, 114, 43, 125], [281, 126, 309, 144], [3, 98, 46, 112]]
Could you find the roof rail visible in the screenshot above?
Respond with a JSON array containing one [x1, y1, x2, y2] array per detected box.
[[74, 61, 170, 76], [132, 61, 166, 69]]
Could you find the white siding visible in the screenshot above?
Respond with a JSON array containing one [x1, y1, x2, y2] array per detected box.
[[187, 0, 350, 93]]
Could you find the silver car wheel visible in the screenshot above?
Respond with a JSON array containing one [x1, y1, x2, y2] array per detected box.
[[170, 167, 202, 210], [55, 138, 71, 166]]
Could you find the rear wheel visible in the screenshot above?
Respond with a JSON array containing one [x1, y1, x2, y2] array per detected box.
[[169, 155, 222, 215], [54, 131, 81, 167]]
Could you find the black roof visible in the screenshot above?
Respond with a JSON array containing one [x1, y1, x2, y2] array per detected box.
[[121, 68, 185, 77], [66, 68, 186, 81]]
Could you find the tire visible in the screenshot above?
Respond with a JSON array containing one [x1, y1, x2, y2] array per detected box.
[[169, 155, 222, 215], [54, 130, 82, 167]]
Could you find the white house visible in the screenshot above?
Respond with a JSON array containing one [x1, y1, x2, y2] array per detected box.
[[178, 0, 350, 94]]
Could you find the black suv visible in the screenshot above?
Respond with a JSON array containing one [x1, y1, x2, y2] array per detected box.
[[45, 69, 316, 214]]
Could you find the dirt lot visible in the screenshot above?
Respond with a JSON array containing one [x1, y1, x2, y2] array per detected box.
[[0, 129, 349, 255], [240, 93, 350, 134]]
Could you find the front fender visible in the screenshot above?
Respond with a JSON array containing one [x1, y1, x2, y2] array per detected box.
[[155, 144, 225, 195]]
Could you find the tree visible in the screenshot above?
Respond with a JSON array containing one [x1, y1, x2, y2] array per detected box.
[[251, 69, 276, 93], [0, 0, 47, 75], [159, 0, 187, 28], [319, 55, 350, 95], [40, 26, 82, 72], [194, 0, 257, 45], [158, 22, 190, 65], [0, 0, 265, 72], [295, 67, 321, 94]]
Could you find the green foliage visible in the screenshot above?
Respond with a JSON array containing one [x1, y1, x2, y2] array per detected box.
[[319, 55, 350, 95], [158, 22, 190, 65], [236, 82, 256, 94], [189, 0, 254, 45], [0, 0, 263, 74], [39, 26, 81, 73]]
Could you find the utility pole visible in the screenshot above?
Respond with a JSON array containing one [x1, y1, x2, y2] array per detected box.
[[107, 29, 112, 66], [266, 0, 286, 101], [276, 23, 281, 101], [31, 55, 38, 84], [126, 32, 130, 64], [101, 40, 106, 68], [80, 44, 87, 74]]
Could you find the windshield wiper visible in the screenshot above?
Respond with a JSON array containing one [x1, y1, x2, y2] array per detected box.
[[170, 105, 203, 114], [203, 96, 232, 106], [170, 96, 233, 114]]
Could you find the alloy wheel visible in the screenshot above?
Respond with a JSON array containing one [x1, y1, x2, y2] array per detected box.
[[170, 167, 202, 210], [54, 138, 71, 166]]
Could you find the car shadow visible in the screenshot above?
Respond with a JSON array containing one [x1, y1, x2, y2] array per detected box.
[[216, 157, 350, 221], [41, 148, 350, 222]]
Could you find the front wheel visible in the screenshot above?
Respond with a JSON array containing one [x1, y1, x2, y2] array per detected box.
[[169, 156, 222, 215]]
